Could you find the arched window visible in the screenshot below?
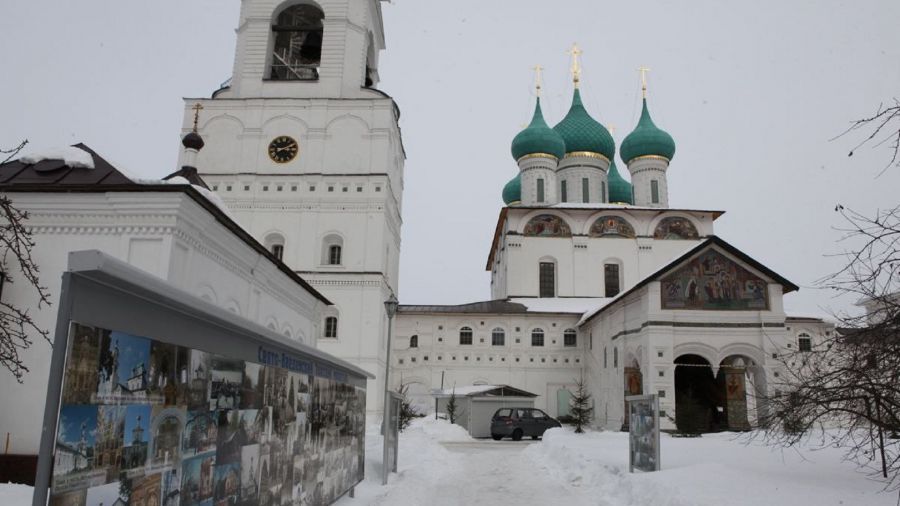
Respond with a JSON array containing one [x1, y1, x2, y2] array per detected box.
[[524, 215, 572, 237], [531, 328, 544, 347], [614, 347, 619, 368], [653, 217, 699, 240], [539, 261, 556, 298], [264, 233, 286, 261], [491, 328, 505, 346], [324, 316, 338, 338], [589, 216, 635, 238], [322, 234, 344, 265], [271, 4, 324, 81], [604, 262, 621, 297], [409, 335, 418, 348], [459, 327, 473, 345], [798, 333, 812, 352], [563, 329, 577, 347]]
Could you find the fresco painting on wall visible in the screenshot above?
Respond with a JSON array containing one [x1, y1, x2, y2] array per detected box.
[[50, 322, 366, 506], [661, 249, 769, 310], [653, 217, 699, 240], [523, 214, 572, 237], [589, 216, 635, 238]]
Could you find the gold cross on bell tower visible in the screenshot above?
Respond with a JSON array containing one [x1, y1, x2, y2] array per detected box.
[[638, 66, 651, 98], [191, 103, 204, 133], [532, 65, 544, 97], [567, 43, 583, 88]]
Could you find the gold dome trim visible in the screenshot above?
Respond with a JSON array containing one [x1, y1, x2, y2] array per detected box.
[[516, 153, 559, 162], [563, 151, 610, 163], [625, 154, 670, 165]]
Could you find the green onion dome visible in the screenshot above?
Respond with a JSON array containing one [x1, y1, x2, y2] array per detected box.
[[607, 160, 633, 204], [620, 98, 676, 164], [511, 98, 566, 161], [553, 89, 615, 160], [502, 173, 522, 205]]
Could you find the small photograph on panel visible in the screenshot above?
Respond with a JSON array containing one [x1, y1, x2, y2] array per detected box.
[[240, 362, 263, 409], [148, 340, 180, 405], [84, 480, 125, 506], [239, 443, 261, 504], [62, 323, 105, 405], [160, 465, 182, 506], [128, 472, 161, 506], [238, 408, 270, 445], [209, 356, 243, 410], [215, 409, 243, 465], [183, 409, 217, 458], [181, 453, 215, 506], [186, 350, 212, 410], [212, 461, 241, 505], [121, 404, 151, 471], [54, 405, 98, 479], [94, 405, 126, 482], [150, 406, 186, 468], [48, 488, 87, 506], [96, 331, 152, 404]]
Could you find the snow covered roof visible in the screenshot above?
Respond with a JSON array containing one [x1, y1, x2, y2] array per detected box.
[[20, 146, 95, 169], [433, 384, 538, 398], [399, 297, 608, 316]]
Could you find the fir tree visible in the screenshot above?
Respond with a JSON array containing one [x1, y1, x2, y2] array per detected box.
[[570, 376, 593, 434], [396, 381, 422, 431], [445, 387, 459, 424]]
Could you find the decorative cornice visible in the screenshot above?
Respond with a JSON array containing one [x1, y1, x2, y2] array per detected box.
[[564, 151, 610, 163], [610, 320, 786, 341]]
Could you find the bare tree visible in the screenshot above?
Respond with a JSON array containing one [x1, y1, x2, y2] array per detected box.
[[761, 205, 900, 489], [839, 99, 900, 173], [0, 139, 53, 382]]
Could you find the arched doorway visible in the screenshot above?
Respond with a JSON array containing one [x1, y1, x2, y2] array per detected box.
[[674, 354, 724, 433], [717, 355, 762, 431]]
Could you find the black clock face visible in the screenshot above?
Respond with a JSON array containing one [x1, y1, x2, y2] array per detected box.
[[268, 136, 299, 163]]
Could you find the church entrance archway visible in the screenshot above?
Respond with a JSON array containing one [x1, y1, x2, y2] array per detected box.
[[717, 355, 762, 431], [674, 354, 724, 433]]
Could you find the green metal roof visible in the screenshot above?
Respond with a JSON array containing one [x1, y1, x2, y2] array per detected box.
[[607, 160, 633, 204], [511, 98, 566, 161], [502, 173, 521, 204], [620, 98, 676, 163], [553, 89, 615, 159]]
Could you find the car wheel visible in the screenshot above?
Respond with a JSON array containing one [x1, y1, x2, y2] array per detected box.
[[491, 434, 503, 441], [512, 429, 523, 441]]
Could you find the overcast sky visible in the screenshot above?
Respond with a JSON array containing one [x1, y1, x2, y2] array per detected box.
[[2, 0, 899, 318]]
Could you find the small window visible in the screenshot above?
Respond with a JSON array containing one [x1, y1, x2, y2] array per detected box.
[[328, 245, 342, 265], [309, 186, 316, 192], [537, 178, 545, 203], [375, 186, 382, 192], [613, 347, 619, 368], [539, 262, 555, 298], [271, 244, 284, 261], [291, 186, 298, 192], [328, 186, 334, 192], [410, 335, 418, 348], [582, 178, 589, 203], [601, 181, 607, 202], [263, 185, 269, 191], [357, 186, 363, 192], [226, 185, 232, 192], [604, 263, 620, 297], [491, 328, 505, 346], [270, 4, 323, 81], [342, 187, 348, 192], [244, 185, 250, 191], [560, 180, 568, 203], [212, 185, 219, 191], [563, 329, 576, 347], [604, 347, 608, 368], [459, 327, 473, 345], [651, 180, 659, 204], [324, 316, 338, 338], [277, 186, 283, 192], [531, 329, 544, 347], [798, 334, 812, 352]]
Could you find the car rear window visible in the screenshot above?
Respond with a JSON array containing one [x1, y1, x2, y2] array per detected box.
[[496, 408, 512, 417]]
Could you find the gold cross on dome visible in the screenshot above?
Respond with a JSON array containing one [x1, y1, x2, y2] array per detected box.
[[532, 65, 544, 97], [638, 66, 651, 98], [567, 44, 583, 88], [191, 103, 204, 133]]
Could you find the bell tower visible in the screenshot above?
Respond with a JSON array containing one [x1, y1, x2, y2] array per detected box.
[[177, 0, 404, 415]]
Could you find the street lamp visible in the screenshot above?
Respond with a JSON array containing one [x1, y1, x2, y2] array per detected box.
[[382, 293, 399, 485]]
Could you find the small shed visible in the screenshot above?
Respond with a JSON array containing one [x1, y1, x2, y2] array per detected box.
[[434, 385, 538, 438]]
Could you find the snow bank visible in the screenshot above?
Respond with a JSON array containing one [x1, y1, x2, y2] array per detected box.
[[0, 482, 32, 505], [21, 146, 94, 169], [509, 297, 610, 315]]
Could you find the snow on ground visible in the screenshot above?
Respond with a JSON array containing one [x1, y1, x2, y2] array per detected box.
[[0, 482, 32, 505], [20, 146, 94, 168], [340, 418, 896, 506], [6, 420, 895, 505]]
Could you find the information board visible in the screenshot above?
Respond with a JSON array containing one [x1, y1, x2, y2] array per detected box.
[[34, 251, 372, 506], [627, 394, 660, 473]]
